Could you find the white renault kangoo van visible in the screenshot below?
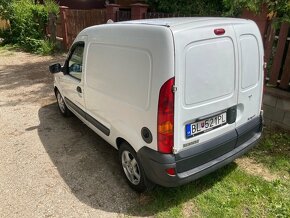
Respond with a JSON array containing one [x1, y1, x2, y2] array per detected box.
[[50, 18, 264, 192]]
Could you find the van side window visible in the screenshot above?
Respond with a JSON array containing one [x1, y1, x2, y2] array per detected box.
[[68, 43, 84, 80]]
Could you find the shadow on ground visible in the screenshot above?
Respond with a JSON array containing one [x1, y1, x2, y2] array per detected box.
[[0, 53, 65, 107], [37, 103, 137, 213], [37, 102, 237, 216]]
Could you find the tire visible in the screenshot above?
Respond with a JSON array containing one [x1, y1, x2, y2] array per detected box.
[[55, 89, 72, 117], [119, 142, 154, 192]]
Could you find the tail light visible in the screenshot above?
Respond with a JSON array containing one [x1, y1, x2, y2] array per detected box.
[[157, 77, 175, 154], [166, 168, 176, 176]]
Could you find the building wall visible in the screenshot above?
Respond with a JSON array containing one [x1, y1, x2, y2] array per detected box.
[[263, 87, 290, 131]]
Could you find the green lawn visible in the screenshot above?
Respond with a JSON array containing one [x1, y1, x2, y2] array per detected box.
[[248, 130, 290, 175], [132, 130, 290, 217]]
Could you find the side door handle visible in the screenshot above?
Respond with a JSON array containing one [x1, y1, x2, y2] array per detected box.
[[76, 86, 82, 93]]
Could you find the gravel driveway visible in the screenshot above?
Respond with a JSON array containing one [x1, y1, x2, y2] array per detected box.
[[0, 50, 143, 217]]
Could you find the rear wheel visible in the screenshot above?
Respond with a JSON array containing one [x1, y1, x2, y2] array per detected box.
[[56, 89, 71, 117], [119, 142, 154, 192]]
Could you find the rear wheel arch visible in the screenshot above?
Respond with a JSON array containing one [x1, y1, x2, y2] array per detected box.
[[116, 137, 143, 153], [114, 126, 144, 152], [118, 140, 155, 192], [116, 137, 131, 150]]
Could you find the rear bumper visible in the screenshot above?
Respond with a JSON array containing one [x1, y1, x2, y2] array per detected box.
[[137, 116, 262, 187]]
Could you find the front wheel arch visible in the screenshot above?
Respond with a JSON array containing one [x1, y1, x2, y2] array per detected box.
[[55, 88, 71, 117], [54, 86, 59, 97]]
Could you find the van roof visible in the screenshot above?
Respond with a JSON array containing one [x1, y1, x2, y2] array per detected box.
[[79, 17, 253, 38], [118, 17, 249, 27]]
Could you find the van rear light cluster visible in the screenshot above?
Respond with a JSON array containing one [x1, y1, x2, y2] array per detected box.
[[166, 168, 176, 176], [157, 77, 175, 154]]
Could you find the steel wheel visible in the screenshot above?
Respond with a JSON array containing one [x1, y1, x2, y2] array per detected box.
[[121, 150, 141, 185]]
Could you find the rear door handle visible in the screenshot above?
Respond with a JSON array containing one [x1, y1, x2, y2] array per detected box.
[[76, 86, 82, 93]]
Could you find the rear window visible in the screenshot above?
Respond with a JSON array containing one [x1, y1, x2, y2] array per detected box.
[[240, 34, 260, 90], [184, 37, 235, 106]]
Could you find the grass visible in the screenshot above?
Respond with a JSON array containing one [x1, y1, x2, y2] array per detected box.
[[248, 129, 290, 175], [131, 130, 290, 217], [0, 42, 62, 56], [0, 44, 17, 56]]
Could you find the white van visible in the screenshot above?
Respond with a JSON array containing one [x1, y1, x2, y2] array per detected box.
[[49, 18, 264, 192]]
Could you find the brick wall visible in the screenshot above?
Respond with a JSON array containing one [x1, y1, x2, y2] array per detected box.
[[263, 87, 290, 130]]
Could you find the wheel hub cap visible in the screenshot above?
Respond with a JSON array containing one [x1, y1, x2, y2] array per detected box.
[[121, 150, 141, 185]]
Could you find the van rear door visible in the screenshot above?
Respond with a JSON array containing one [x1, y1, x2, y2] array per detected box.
[[233, 22, 264, 130], [172, 22, 239, 154]]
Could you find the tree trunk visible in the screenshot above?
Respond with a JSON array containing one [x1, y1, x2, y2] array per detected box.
[[48, 13, 57, 43]]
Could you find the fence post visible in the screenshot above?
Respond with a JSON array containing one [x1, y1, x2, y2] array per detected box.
[[279, 41, 290, 89], [264, 21, 276, 78], [268, 22, 290, 86], [130, 3, 148, 20], [60, 6, 69, 50], [106, 4, 120, 22]]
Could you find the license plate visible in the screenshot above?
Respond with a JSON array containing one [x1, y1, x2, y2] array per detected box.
[[186, 112, 227, 138]]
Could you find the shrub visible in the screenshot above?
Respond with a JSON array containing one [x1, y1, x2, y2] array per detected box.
[[146, 0, 225, 16], [0, 0, 12, 20], [146, 0, 289, 22], [223, 0, 290, 22], [0, 0, 59, 55]]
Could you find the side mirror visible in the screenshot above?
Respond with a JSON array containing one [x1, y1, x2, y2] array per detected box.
[[49, 63, 62, 74]]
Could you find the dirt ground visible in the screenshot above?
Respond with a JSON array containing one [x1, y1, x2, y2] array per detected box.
[[0, 50, 143, 217]]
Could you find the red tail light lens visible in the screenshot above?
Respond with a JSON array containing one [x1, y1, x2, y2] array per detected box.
[[166, 168, 176, 176], [157, 77, 175, 154]]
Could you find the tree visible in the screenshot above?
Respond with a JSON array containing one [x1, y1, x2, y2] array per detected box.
[[0, 0, 59, 54], [223, 0, 289, 22], [146, 0, 289, 22], [146, 0, 225, 16], [35, 0, 45, 4]]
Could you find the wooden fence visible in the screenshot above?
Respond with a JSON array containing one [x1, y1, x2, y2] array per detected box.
[[144, 12, 187, 19], [264, 22, 290, 90], [55, 7, 106, 49], [241, 7, 290, 90], [116, 10, 191, 21], [116, 9, 131, 21]]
